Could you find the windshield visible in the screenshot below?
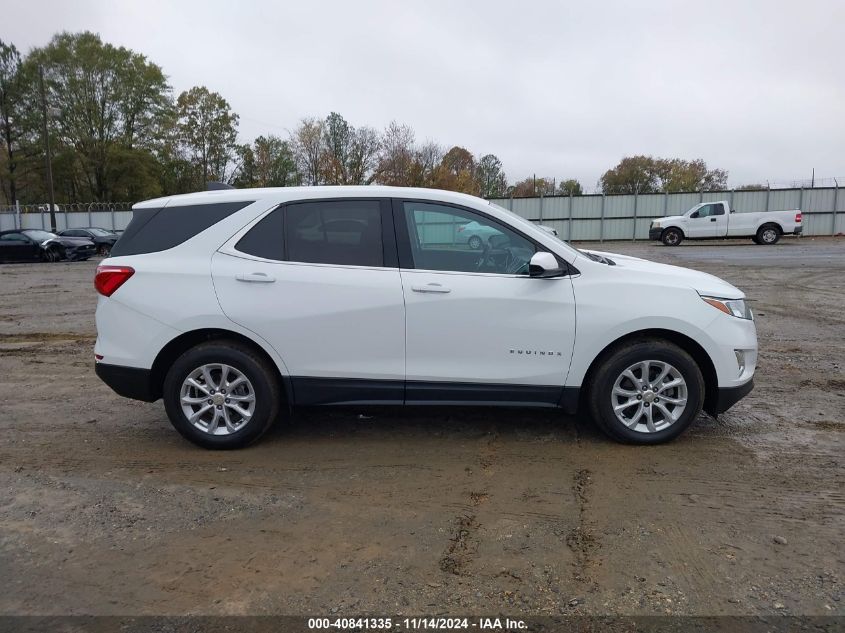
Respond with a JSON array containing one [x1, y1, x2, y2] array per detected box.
[[488, 202, 579, 258], [22, 230, 57, 241]]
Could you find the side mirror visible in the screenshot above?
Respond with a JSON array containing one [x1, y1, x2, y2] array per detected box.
[[730, 209, 736, 214], [529, 252, 565, 278]]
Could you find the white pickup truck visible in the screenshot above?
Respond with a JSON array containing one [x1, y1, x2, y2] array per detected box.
[[649, 201, 802, 246]]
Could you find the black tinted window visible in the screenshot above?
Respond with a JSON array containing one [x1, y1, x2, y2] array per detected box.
[[285, 201, 383, 267], [111, 201, 253, 257], [235, 207, 285, 260]]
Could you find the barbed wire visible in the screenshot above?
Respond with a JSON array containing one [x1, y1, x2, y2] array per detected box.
[[0, 202, 134, 214]]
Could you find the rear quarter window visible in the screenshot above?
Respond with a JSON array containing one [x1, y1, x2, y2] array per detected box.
[[111, 201, 253, 257]]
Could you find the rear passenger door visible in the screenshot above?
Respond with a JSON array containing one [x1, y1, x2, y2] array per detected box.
[[212, 198, 406, 404]]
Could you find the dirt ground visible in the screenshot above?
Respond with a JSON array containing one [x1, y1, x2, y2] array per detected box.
[[0, 236, 842, 618]]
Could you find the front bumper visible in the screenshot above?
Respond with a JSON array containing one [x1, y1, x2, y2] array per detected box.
[[95, 362, 158, 402], [649, 227, 662, 241], [707, 379, 754, 416], [66, 245, 96, 260]]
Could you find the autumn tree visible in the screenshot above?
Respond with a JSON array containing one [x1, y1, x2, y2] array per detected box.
[[600, 155, 728, 194], [431, 146, 478, 194], [376, 121, 416, 186], [176, 86, 238, 187], [511, 176, 556, 197], [318, 112, 380, 185], [292, 117, 324, 186]]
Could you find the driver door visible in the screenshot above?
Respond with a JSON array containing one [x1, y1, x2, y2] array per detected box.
[[686, 203, 723, 238], [395, 200, 576, 405]]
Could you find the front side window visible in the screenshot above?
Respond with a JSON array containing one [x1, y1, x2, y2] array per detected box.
[[403, 202, 536, 275], [285, 200, 383, 267]]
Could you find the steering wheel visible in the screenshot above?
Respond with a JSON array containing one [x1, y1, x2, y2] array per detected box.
[[474, 241, 518, 273]]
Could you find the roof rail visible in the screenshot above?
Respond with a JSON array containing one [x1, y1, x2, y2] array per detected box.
[[207, 181, 235, 191]]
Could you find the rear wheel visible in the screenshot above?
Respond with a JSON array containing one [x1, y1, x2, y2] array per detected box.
[[756, 224, 781, 245], [468, 235, 482, 250], [163, 341, 281, 449], [97, 244, 111, 256], [587, 339, 704, 444], [661, 228, 683, 246]]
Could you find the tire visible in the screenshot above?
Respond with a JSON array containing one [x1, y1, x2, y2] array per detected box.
[[162, 341, 281, 449], [751, 236, 761, 245], [661, 228, 683, 246], [756, 224, 781, 245], [586, 339, 705, 445], [97, 244, 111, 256], [42, 247, 60, 263], [468, 235, 482, 250]]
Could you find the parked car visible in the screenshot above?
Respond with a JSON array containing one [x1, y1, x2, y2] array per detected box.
[[59, 227, 120, 256], [457, 219, 503, 249], [649, 201, 802, 246], [0, 229, 96, 263], [94, 186, 756, 449]]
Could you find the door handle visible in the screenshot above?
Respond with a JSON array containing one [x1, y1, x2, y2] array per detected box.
[[236, 272, 275, 283], [710, 217, 717, 222], [411, 283, 451, 294]]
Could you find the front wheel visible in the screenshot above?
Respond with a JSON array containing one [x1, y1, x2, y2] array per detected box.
[[661, 228, 683, 246], [587, 339, 704, 444], [468, 235, 483, 250], [163, 341, 281, 449], [97, 244, 111, 256]]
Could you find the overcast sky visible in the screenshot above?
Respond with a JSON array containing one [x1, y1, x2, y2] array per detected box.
[[2, 0, 843, 189]]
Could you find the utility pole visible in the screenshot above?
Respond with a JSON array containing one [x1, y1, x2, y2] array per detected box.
[[38, 65, 57, 232]]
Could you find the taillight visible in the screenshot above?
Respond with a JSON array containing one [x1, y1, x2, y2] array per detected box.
[[795, 212, 802, 223], [95, 265, 134, 297]]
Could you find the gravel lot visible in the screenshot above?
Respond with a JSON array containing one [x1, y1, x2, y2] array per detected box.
[[0, 237, 843, 617]]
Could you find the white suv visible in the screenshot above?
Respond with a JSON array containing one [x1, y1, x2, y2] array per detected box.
[[94, 186, 757, 449]]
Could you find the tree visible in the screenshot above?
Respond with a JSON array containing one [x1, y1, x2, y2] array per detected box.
[[27, 31, 172, 201], [600, 155, 729, 194], [376, 121, 416, 186], [233, 135, 299, 188], [431, 146, 478, 194], [476, 154, 507, 198], [511, 176, 555, 197], [0, 39, 24, 204], [318, 112, 381, 185], [557, 179, 583, 196], [599, 156, 659, 194], [292, 117, 324, 186], [176, 86, 238, 187]]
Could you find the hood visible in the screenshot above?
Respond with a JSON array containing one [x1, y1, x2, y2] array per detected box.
[[46, 236, 95, 247], [651, 215, 684, 227], [580, 250, 745, 299]]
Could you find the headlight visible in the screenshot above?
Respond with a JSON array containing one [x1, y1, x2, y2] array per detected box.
[[701, 295, 753, 320], [651, 221, 661, 228]]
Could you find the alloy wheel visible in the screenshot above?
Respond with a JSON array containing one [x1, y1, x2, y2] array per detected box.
[[180, 363, 256, 435], [611, 360, 688, 433]]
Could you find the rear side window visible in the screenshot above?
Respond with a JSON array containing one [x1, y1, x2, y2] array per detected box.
[[285, 200, 383, 267], [111, 201, 253, 257], [235, 207, 284, 260]]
